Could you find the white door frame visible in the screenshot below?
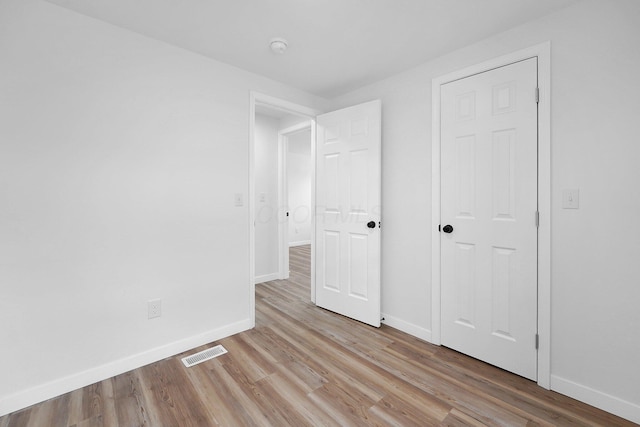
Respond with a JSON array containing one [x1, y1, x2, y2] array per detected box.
[[278, 121, 312, 281], [249, 92, 321, 327], [431, 42, 551, 388]]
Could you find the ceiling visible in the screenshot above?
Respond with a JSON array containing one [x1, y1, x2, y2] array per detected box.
[[45, 0, 579, 98]]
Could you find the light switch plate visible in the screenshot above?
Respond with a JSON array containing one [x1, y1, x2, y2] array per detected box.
[[234, 193, 243, 207], [562, 189, 579, 209]]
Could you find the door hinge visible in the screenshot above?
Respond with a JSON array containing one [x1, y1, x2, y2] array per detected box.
[[535, 211, 540, 228], [535, 334, 539, 350], [535, 87, 540, 104]]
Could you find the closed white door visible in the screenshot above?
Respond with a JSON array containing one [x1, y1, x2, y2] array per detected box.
[[440, 58, 538, 380], [315, 100, 381, 327]]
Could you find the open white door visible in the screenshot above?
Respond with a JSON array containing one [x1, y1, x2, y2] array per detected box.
[[440, 58, 538, 380], [315, 100, 381, 327]]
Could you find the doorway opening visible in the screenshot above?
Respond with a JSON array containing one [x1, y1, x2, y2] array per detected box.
[[278, 123, 313, 281], [249, 93, 320, 328], [250, 94, 383, 328]]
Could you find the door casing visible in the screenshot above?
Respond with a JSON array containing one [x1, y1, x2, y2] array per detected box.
[[431, 42, 551, 389]]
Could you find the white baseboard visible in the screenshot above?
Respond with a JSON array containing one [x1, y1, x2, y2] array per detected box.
[[550, 375, 640, 424], [255, 272, 279, 284], [381, 313, 432, 343], [289, 240, 311, 247], [0, 319, 252, 417]]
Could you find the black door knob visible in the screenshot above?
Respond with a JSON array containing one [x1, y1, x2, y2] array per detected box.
[[367, 221, 376, 229], [442, 224, 454, 233]]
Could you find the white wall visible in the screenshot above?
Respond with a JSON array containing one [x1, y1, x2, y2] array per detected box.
[[331, 0, 640, 421], [287, 130, 312, 246], [0, 0, 328, 415], [254, 114, 280, 281]]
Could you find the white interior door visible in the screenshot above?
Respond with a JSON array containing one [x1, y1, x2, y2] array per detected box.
[[440, 58, 538, 380], [315, 100, 381, 327]]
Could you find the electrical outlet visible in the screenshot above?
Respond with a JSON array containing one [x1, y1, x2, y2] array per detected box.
[[148, 299, 161, 319]]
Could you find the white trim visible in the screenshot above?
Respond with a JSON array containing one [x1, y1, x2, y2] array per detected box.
[[309, 121, 317, 304], [278, 121, 312, 280], [0, 319, 251, 417], [279, 122, 313, 135], [431, 81, 442, 346], [249, 92, 321, 317], [431, 42, 551, 388], [550, 375, 640, 424], [536, 42, 552, 391], [252, 93, 319, 118], [249, 92, 257, 328], [277, 128, 288, 280], [255, 273, 280, 284], [289, 240, 311, 247], [382, 314, 432, 342]]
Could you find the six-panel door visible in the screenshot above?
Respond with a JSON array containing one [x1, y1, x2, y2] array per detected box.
[[315, 100, 381, 327], [440, 58, 538, 380]]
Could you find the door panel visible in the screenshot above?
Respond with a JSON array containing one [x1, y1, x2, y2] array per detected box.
[[441, 58, 538, 380], [315, 100, 381, 327], [323, 231, 340, 290]]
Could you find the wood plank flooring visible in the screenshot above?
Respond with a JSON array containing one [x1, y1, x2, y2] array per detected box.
[[1, 245, 635, 426]]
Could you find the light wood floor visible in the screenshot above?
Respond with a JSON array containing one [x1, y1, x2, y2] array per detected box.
[[1, 245, 634, 426]]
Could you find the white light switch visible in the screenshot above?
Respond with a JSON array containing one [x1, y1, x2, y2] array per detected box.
[[562, 189, 579, 209], [234, 193, 243, 207], [259, 192, 266, 202]]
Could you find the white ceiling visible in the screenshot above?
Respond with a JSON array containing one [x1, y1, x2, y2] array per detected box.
[[45, 0, 579, 98]]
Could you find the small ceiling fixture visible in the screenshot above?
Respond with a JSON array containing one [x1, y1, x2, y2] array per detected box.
[[269, 37, 288, 55]]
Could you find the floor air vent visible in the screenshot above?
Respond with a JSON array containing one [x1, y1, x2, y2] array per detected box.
[[181, 345, 228, 368]]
